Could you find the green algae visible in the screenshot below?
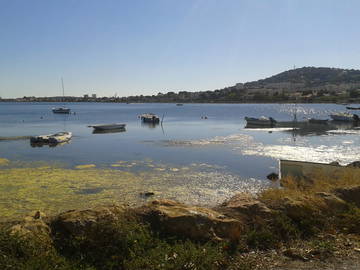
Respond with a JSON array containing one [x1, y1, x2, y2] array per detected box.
[[0, 166, 142, 220], [0, 159, 265, 221], [75, 164, 96, 169], [0, 158, 9, 166]]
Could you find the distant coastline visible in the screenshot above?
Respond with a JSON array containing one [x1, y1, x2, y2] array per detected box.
[[2, 67, 360, 104]]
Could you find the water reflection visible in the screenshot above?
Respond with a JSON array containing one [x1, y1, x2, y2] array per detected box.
[[30, 141, 70, 148], [141, 122, 160, 129]]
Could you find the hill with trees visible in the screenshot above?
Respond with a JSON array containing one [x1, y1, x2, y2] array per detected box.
[[118, 67, 360, 103]]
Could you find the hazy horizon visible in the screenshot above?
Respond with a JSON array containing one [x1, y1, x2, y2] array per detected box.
[[1, 0, 360, 98]]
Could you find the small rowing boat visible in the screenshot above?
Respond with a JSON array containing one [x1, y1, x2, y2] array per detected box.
[[244, 116, 277, 127], [88, 123, 126, 131], [30, 132, 72, 144]]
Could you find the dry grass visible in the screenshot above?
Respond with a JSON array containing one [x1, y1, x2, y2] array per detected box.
[[260, 169, 360, 204]]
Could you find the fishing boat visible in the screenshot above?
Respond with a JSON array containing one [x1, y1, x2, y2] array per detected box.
[[140, 113, 160, 123], [30, 132, 72, 144], [52, 78, 71, 114], [329, 112, 357, 122], [244, 116, 277, 127], [88, 123, 126, 131], [176, 103, 183, 106]]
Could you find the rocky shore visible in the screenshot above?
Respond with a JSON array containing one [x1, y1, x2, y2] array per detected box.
[[2, 178, 360, 269]]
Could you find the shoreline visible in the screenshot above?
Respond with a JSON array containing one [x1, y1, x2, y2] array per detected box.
[[2, 173, 360, 269], [0, 100, 358, 104]]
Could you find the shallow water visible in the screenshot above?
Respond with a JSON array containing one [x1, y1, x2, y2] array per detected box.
[[0, 102, 359, 218]]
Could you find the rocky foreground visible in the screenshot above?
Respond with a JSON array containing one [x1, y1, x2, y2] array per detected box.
[[3, 181, 360, 269]]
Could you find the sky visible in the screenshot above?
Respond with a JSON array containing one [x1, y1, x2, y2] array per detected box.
[[0, 0, 360, 98]]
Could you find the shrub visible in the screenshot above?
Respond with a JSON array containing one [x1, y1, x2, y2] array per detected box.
[[309, 239, 335, 260], [53, 215, 228, 270], [0, 227, 85, 270], [337, 205, 360, 233], [271, 212, 299, 241], [245, 228, 278, 250]]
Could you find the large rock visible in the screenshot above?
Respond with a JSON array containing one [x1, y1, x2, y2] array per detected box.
[[269, 196, 316, 220], [10, 210, 52, 244], [346, 161, 360, 168], [50, 204, 126, 236], [334, 186, 360, 208], [136, 199, 244, 242], [216, 193, 273, 222], [315, 192, 348, 212]]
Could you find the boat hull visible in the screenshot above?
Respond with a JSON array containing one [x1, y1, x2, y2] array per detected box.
[[346, 106, 360, 110], [89, 124, 126, 131], [140, 114, 160, 123], [330, 114, 354, 121], [244, 117, 276, 127], [52, 108, 71, 114], [31, 132, 72, 145], [48, 132, 72, 144]]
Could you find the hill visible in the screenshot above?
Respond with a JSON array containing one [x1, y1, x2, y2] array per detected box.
[[118, 67, 360, 103], [252, 67, 360, 86]]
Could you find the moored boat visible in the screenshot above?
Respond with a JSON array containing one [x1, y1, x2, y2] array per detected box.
[[140, 113, 160, 123], [329, 112, 358, 122], [92, 128, 126, 134], [48, 132, 72, 144], [346, 106, 360, 110], [52, 78, 71, 114], [244, 116, 277, 127], [30, 132, 72, 144], [30, 134, 52, 143], [52, 107, 71, 114], [88, 123, 126, 131]]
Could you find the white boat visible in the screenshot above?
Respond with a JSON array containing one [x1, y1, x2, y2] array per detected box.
[[53, 78, 71, 114], [48, 132, 72, 144], [244, 116, 277, 127], [88, 123, 126, 131], [140, 113, 160, 123], [30, 132, 72, 144], [329, 112, 357, 122]]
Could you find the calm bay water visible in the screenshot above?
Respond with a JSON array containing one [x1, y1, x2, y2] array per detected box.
[[1, 102, 360, 175], [1, 102, 360, 215]]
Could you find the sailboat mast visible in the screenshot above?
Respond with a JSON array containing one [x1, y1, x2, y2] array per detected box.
[[61, 77, 66, 105]]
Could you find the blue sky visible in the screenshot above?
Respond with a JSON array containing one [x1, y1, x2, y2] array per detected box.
[[0, 0, 359, 98]]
